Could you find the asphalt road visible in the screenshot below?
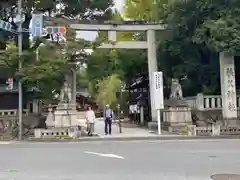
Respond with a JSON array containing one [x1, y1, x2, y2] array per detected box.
[[0, 139, 240, 180]]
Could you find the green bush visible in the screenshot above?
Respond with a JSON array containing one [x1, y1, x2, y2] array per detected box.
[[181, 127, 188, 135]]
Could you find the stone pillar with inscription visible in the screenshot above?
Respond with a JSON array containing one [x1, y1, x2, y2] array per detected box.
[[219, 52, 237, 125]]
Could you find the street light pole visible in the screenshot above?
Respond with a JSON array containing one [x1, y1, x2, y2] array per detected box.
[[18, 0, 23, 140]]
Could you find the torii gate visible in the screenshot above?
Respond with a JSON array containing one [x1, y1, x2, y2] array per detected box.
[[47, 16, 238, 124], [69, 20, 165, 120]]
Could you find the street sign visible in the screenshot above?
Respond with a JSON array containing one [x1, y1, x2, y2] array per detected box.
[[153, 71, 164, 135], [31, 14, 43, 37], [0, 20, 12, 31], [46, 26, 66, 34], [153, 72, 164, 109]]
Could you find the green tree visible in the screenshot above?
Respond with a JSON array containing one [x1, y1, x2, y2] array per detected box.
[[0, 0, 114, 100], [96, 74, 121, 108], [159, 0, 240, 95], [0, 40, 68, 99], [0, 0, 114, 50], [89, 0, 240, 99], [86, 9, 149, 89], [122, 0, 229, 96], [123, 0, 163, 20], [76, 66, 89, 89]]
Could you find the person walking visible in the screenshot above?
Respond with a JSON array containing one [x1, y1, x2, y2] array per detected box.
[[85, 106, 96, 136], [104, 104, 114, 135]]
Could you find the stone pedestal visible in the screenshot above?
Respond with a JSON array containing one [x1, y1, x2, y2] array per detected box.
[[34, 127, 80, 139], [163, 99, 192, 132], [35, 103, 83, 139], [54, 110, 77, 127], [163, 107, 192, 125], [54, 103, 78, 127]]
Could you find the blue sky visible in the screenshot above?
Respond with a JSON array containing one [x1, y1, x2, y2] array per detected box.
[[77, 0, 123, 40]]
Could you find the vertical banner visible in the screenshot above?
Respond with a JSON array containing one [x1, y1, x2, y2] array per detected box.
[[153, 71, 164, 109]]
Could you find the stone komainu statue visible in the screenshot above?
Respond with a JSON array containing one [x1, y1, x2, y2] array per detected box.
[[169, 78, 183, 99], [60, 81, 72, 103]]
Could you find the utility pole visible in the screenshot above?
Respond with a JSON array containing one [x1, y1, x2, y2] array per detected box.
[[18, 0, 23, 140]]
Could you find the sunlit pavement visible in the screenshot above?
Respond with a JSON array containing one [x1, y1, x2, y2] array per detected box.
[[0, 139, 240, 179], [94, 119, 155, 137]]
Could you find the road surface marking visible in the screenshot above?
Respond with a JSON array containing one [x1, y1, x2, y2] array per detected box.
[[84, 151, 124, 159], [0, 142, 12, 144]]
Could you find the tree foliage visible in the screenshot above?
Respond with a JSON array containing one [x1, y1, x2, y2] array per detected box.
[[159, 0, 240, 94], [122, 0, 240, 95], [0, 40, 68, 99], [86, 10, 149, 100], [0, 0, 114, 100], [123, 0, 163, 20], [96, 74, 121, 108]]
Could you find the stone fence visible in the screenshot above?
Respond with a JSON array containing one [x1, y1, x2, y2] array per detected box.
[[184, 93, 240, 110], [187, 124, 240, 136], [0, 109, 29, 117], [158, 93, 240, 135]]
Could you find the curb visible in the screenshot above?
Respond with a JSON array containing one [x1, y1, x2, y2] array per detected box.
[[23, 135, 240, 142]]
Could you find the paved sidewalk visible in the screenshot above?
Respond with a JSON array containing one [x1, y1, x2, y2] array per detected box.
[[26, 118, 240, 142], [94, 119, 159, 137]]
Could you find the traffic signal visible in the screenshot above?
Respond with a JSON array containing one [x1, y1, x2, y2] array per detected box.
[[0, 19, 12, 32], [6, 78, 13, 90], [46, 26, 66, 34]]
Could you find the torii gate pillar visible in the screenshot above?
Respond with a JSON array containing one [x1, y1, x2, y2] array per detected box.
[[69, 21, 165, 121], [147, 30, 158, 120]]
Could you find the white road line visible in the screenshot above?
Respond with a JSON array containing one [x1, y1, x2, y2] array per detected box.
[[0, 142, 12, 145], [84, 151, 125, 159]]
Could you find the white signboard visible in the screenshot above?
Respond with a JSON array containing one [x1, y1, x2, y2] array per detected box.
[[153, 72, 164, 109], [31, 14, 43, 37]]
